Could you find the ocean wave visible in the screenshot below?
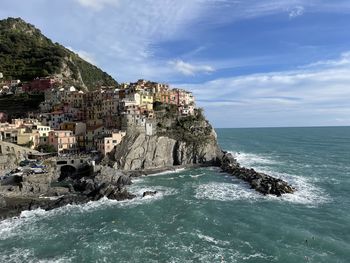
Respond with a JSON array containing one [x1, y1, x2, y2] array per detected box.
[[195, 232, 230, 246], [0, 248, 72, 263], [145, 167, 187, 177], [127, 184, 178, 200], [190, 173, 205, 178], [0, 184, 178, 241], [195, 174, 330, 206], [0, 197, 121, 240], [195, 181, 264, 202], [250, 166, 331, 205], [229, 151, 281, 167], [224, 151, 331, 206]]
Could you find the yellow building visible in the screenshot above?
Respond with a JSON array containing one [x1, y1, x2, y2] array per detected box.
[[17, 129, 40, 149], [140, 93, 153, 111]]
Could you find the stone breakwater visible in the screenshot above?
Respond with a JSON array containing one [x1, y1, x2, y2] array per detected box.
[[220, 152, 295, 196]]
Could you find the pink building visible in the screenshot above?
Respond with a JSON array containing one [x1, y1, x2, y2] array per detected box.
[[96, 131, 126, 156], [48, 130, 77, 153], [168, 89, 179, 105]]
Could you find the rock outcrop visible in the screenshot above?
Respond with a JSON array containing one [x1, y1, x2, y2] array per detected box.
[[220, 152, 295, 196], [111, 131, 221, 171], [0, 141, 38, 173], [0, 163, 134, 220], [143, 191, 157, 197]]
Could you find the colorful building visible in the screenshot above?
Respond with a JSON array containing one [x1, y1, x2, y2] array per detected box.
[[96, 131, 126, 156], [48, 130, 77, 154]]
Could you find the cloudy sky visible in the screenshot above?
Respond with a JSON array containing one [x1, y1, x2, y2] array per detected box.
[[1, 0, 350, 127]]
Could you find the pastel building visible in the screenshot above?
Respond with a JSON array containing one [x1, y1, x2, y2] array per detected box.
[[96, 131, 126, 156], [59, 122, 87, 150], [48, 130, 77, 153]]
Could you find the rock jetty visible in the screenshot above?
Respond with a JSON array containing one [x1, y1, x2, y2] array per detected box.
[[220, 152, 295, 196]]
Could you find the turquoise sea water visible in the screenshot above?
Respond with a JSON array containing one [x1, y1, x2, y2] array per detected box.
[[1, 127, 350, 262]]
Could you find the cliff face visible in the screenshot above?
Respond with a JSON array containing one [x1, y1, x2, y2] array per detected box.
[[112, 128, 221, 171]]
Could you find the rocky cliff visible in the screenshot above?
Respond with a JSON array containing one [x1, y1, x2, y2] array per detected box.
[[111, 114, 222, 171], [112, 131, 221, 171]]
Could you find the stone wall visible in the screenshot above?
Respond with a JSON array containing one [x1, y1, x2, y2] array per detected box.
[[0, 141, 38, 172]]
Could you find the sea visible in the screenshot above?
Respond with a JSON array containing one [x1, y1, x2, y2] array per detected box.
[[0, 127, 349, 263]]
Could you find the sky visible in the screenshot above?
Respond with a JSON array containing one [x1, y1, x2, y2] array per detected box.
[[1, 0, 350, 128]]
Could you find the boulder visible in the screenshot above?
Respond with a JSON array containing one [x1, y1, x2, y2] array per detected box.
[[143, 191, 157, 197]]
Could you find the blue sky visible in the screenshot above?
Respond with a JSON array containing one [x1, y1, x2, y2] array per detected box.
[[1, 0, 350, 128]]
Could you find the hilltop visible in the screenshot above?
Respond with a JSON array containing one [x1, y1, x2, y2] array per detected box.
[[0, 17, 117, 90]]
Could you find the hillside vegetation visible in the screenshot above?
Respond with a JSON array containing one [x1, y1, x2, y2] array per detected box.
[[0, 17, 117, 90]]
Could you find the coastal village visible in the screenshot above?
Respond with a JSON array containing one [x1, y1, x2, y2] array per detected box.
[[0, 16, 296, 220], [0, 74, 196, 161]]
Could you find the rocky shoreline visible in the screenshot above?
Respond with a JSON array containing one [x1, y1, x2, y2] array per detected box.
[[0, 166, 135, 220], [0, 153, 296, 220]]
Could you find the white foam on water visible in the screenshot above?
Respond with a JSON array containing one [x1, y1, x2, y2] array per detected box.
[[0, 248, 72, 263], [0, 198, 120, 240], [242, 253, 275, 261], [222, 151, 332, 206], [190, 173, 205, 178], [195, 173, 330, 206], [144, 167, 187, 177], [196, 232, 230, 246], [252, 166, 331, 205], [127, 184, 178, 200], [0, 185, 178, 241], [195, 182, 264, 202], [230, 151, 281, 167]]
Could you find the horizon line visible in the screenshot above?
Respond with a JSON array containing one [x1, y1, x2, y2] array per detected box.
[[214, 125, 350, 129]]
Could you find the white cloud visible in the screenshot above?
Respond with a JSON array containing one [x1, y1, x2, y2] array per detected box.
[[177, 51, 350, 127], [170, 60, 214, 76], [75, 0, 119, 11], [66, 46, 97, 65], [289, 6, 304, 18], [64, 0, 350, 82], [302, 51, 350, 68]]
